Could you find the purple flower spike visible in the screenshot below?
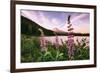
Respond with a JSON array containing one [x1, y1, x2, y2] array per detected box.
[[39, 28, 47, 52], [67, 15, 75, 60]]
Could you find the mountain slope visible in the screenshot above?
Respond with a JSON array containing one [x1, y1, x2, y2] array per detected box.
[[21, 16, 55, 36], [21, 16, 89, 36]]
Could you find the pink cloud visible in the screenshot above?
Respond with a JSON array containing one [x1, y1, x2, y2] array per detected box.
[[21, 10, 89, 33]]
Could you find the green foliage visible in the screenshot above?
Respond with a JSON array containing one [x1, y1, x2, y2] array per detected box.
[[74, 38, 89, 60], [21, 35, 89, 62]]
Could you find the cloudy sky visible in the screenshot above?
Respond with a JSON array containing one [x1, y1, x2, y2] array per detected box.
[[21, 10, 90, 33]]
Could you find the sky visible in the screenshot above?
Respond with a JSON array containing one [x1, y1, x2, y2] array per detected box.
[[21, 10, 90, 33]]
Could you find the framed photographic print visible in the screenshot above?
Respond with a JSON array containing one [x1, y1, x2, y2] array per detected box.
[[11, 0, 97, 72]]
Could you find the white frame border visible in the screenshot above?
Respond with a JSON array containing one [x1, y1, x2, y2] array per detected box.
[[15, 4, 94, 69]]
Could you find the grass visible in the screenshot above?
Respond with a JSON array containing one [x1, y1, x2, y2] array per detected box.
[[21, 34, 89, 63]]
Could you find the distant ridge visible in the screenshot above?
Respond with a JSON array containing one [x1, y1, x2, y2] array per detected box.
[[21, 16, 89, 36]]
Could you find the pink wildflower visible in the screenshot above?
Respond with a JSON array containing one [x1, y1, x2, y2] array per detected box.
[[67, 15, 75, 60], [39, 28, 47, 52]]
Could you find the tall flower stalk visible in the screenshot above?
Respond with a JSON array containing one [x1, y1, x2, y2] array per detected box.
[[54, 32, 59, 49], [38, 28, 47, 52], [67, 15, 75, 60]]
